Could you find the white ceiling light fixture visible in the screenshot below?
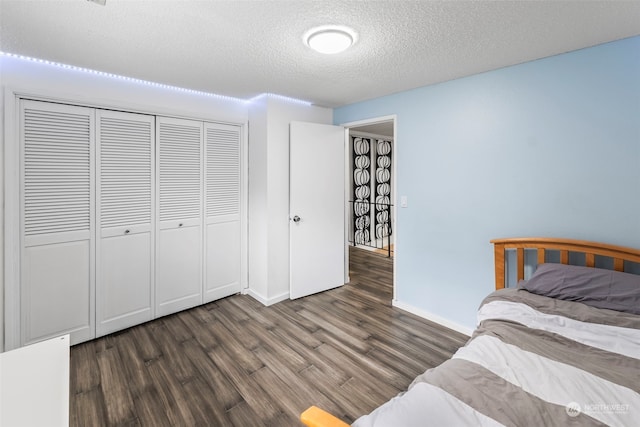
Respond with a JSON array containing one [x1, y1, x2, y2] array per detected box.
[[304, 25, 357, 54]]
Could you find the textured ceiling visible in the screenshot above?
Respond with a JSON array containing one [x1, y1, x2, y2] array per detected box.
[[1, 0, 640, 108]]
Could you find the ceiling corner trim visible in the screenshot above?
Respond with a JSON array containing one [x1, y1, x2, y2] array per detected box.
[[247, 93, 313, 107], [1, 51, 313, 107]]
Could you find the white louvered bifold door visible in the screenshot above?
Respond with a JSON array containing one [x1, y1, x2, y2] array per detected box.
[[156, 117, 203, 316], [96, 110, 155, 336], [204, 123, 242, 302], [20, 100, 95, 346]]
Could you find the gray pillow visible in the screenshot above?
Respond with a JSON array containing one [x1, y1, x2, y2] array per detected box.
[[521, 263, 640, 315]]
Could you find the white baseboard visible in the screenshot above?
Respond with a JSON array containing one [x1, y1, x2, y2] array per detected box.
[[392, 300, 473, 336], [245, 288, 473, 336], [246, 289, 290, 306]]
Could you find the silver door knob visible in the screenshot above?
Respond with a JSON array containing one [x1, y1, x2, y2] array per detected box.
[[292, 215, 301, 223]]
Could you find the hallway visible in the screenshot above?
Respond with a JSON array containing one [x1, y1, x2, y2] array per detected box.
[[348, 245, 393, 304]]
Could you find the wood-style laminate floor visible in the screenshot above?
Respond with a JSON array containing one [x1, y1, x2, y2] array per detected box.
[[70, 246, 469, 426]]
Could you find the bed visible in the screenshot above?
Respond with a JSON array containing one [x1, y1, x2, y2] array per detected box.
[[300, 237, 640, 427]]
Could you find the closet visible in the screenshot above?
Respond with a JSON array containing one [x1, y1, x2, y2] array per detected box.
[[17, 99, 243, 347]]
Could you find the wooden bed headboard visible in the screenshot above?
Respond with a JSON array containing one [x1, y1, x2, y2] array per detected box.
[[491, 237, 640, 290]]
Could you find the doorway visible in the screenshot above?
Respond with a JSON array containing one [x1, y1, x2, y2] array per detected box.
[[341, 116, 396, 302]]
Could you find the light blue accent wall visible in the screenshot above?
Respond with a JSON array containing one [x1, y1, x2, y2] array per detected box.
[[334, 36, 640, 330]]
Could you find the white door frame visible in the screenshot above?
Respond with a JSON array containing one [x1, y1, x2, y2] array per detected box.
[[339, 115, 397, 301]]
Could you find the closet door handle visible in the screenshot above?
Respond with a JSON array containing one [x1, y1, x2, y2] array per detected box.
[[178, 223, 184, 227], [124, 229, 130, 234]]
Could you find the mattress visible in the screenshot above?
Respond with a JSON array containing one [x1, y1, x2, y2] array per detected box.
[[352, 288, 640, 427]]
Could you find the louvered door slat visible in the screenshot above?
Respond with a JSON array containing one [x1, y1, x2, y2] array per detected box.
[[156, 117, 203, 317], [203, 123, 242, 303], [96, 110, 154, 337], [23, 107, 92, 236], [205, 125, 240, 218], [99, 114, 153, 229], [158, 120, 202, 222], [20, 100, 96, 347]]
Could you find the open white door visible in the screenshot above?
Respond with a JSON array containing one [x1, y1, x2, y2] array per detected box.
[[290, 121, 345, 299]]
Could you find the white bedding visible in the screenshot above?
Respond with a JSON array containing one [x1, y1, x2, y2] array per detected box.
[[352, 289, 640, 427]]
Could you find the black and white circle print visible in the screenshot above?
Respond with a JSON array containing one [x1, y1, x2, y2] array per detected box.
[[355, 185, 370, 200], [354, 203, 370, 244], [377, 154, 391, 168], [353, 137, 372, 244], [354, 154, 370, 169], [353, 200, 370, 217], [351, 137, 393, 245], [353, 168, 370, 186], [376, 210, 389, 223], [354, 137, 370, 155], [376, 222, 391, 239], [377, 139, 391, 156], [355, 228, 370, 245], [376, 167, 390, 183], [376, 195, 390, 209], [376, 183, 390, 198], [375, 139, 392, 239], [355, 215, 370, 229]]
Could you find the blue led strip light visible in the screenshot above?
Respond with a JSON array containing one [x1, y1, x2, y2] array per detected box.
[[0, 51, 313, 106], [248, 92, 313, 106]]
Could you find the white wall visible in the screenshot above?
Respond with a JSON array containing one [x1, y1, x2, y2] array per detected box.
[[0, 54, 249, 352], [247, 97, 269, 299], [247, 96, 332, 304]]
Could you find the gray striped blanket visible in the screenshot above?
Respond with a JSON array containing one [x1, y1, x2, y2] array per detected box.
[[353, 288, 640, 426]]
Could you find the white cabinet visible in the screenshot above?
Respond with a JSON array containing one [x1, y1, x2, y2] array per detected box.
[[96, 111, 155, 336], [0, 335, 70, 427], [204, 123, 242, 302], [20, 100, 95, 346], [156, 117, 203, 316]]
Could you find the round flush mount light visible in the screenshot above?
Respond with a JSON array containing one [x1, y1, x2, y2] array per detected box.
[[304, 25, 357, 54]]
